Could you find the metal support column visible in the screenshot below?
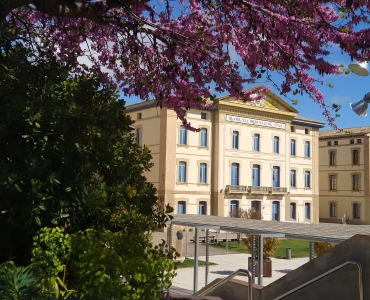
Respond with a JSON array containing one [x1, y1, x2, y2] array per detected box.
[[185, 227, 188, 257], [205, 229, 210, 286], [309, 242, 315, 260], [168, 224, 173, 250], [258, 234, 263, 286], [226, 231, 228, 253], [251, 234, 256, 284], [193, 227, 199, 294]]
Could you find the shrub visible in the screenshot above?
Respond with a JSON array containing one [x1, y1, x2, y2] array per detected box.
[[314, 242, 336, 256]]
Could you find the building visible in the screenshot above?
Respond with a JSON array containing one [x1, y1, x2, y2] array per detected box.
[[319, 126, 370, 224], [126, 88, 325, 223]]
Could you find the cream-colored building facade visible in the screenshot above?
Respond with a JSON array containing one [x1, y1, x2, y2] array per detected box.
[[319, 127, 370, 224], [126, 88, 324, 224]]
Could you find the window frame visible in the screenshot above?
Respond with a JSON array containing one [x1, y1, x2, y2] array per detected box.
[[232, 131, 239, 149], [178, 201, 186, 214], [329, 174, 337, 191], [304, 170, 311, 188], [178, 161, 187, 183], [305, 141, 310, 158], [230, 200, 239, 217], [273, 136, 279, 154], [353, 203, 360, 219], [252, 164, 260, 186], [329, 202, 337, 218], [291, 139, 296, 156], [200, 128, 208, 147], [352, 149, 360, 165], [198, 201, 207, 215], [352, 173, 360, 191], [272, 166, 280, 187], [179, 125, 187, 145], [290, 169, 296, 188], [199, 163, 207, 184], [290, 203, 296, 220], [253, 133, 260, 151], [305, 203, 311, 220], [135, 128, 141, 146], [329, 150, 336, 166], [231, 163, 240, 186], [201, 112, 207, 119]]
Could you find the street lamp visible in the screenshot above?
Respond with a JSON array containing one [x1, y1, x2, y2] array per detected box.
[[349, 62, 370, 116]]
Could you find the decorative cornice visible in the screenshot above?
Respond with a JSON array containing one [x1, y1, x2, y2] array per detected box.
[[125, 100, 157, 113]]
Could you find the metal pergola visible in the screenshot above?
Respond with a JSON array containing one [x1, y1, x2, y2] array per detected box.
[[168, 214, 370, 291]]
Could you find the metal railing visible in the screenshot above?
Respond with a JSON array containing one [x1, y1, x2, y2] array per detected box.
[[273, 260, 363, 300], [196, 268, 253, 300]]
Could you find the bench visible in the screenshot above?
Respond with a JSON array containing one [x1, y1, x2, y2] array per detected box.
[[190, 236, 216, 243]]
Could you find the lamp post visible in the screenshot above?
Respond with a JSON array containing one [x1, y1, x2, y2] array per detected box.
[[349, 62, 370, 116]]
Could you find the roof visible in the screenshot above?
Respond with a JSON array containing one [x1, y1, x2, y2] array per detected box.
[[319, 126, 370, 139], [170, 214, 370, 243], [292, 116, 326, 128], [125, 100, 157, 113]]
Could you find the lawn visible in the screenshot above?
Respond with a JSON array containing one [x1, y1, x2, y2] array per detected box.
[[177, 258, 217, 269], [208, 239, 310, 258]]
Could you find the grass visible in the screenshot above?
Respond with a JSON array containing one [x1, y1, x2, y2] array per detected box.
[[176, 258, 217, 269], [208, 239, 310, 258]]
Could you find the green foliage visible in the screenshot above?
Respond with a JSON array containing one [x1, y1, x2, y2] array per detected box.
[[0, 261, 39, 300], [69, 229, 176, 299]]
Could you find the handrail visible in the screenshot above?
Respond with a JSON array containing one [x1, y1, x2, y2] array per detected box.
[[273, 260, 363, 300], [196, 268, 253, 300]]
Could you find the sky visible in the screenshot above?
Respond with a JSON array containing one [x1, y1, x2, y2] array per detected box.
[[122, 44, 370, 132]]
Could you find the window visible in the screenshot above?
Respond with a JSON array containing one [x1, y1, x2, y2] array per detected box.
[[330, 202, 337, 218], [353, 203, 360, 219], [200, 128, 207, 147], [272, 166, 280, 187], [305, 171, 311, 188], [352, 149, 359, 165], [231, 163, 239, 185], [329, 175, 337, 190], [230, 200, 239, 217], [137, 113, 142, 120], [305, 128, 309, 134], [305, 141, 310, 157], [179, 125, 187, 145], [350, 139, 354, 144], [334, 141, 338, 145], [199, 163, 207, 184], [272, 201, 279, 221], [251, 201, 261, 214], [253, 134, 260, 151], [182, 110, 187, 116], [352, 174, 360, 191], [201, 112, 207, 119], [291, 126, 295, 132], [135, 128, 141, 146], [178, 161, 187, 183], [327, 141, 332, 146], [290, 170, 296, 188], [232, 131, 239, 149], [273, 136, 279, 154], [329, 151, 336, 166], [178, 201, 186, 214], [290, 203, 296, 220], [357, 139, 362, 144], [252, 164, 260, 186], [305, 203, 311, 220], [199, 201, 207, 215], [291, 139, 296, 156]]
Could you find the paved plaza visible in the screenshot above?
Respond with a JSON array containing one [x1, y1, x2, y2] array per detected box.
[[152, 231, 309, 295]]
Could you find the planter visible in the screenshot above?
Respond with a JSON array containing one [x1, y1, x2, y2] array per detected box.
[[248, 257, 272, 277]]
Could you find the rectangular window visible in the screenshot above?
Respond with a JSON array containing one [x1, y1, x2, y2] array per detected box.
[[290, 203, 296, 220], [232, 131, 239, 149], [305, 128, 309, 134], [252, 164, 260, 186], [137, 113, 142, 120], [329, 175, 337, 190], [272, 166, 280, 187], [327, 141, 332, 146], [334, 141, 338, 145], [352, 174, 360, 191], [353, 203, 360, 219], [199, 163, 207, 184], [290, 139, 296, 156], [178, 161, 186, 183], [200, 128, 207, 147], [178, 201, 186, 214], [350, 139, 354, 144], [201, 112, 207, 119], [199, 201, 207, 215], [230, 200, 239, 217], [305, 141, 310, 157], [330, 202, 337, 218], [273, 136, 279, 154], [135, 128, 141, 146], [231, 163, 239, 185], [305, 203, 311, 220], [305, 171, 311, 188], [291, 126, 295, 132], [329, 151, 336, 166], [251, 201, 260, 213], [357, 139, 362, 144], [290, 170, 296, 188], [353, 149, 359, 165], [253, 134, 260, 151], [179, 125, 187, 145]]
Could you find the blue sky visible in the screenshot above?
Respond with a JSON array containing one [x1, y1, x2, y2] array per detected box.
[[123, 44, 370, 131]]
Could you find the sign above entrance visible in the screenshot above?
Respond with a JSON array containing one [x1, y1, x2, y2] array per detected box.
[[226, 115, 286, 130]]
